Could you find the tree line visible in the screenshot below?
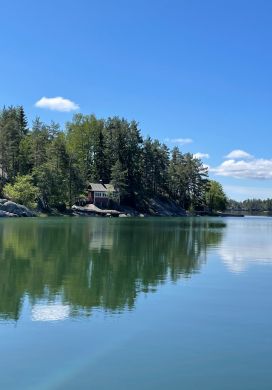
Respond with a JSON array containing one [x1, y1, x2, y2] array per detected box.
[[0, 105, 227, 212], [228, 198, 272, 212]]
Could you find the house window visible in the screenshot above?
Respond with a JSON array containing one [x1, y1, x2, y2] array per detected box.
[[94, 192, 108, 198]]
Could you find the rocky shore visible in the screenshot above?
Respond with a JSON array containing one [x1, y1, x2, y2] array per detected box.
[[72, 197, 187, 217], [0, 197, 187, 218], [0, 199, 36, 217]]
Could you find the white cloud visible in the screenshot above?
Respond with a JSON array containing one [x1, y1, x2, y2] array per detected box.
[[211, 158, 272, 180], [225, 149, 253, 160], [193, 152, 210, 159], [165, 138, 193, 145], [35, 96, 79, 112]]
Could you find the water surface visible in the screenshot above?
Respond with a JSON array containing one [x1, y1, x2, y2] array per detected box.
[[0, 217, 271, 389]]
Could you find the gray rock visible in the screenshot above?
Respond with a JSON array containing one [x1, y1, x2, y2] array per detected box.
[[0, 199, 8, 204], [119, 213, 127, 218], [0, 201, 36, 217], [139, 213, 145, 217]]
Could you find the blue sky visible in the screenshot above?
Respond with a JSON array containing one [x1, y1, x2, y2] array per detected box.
[[1, 0, 272, 200]]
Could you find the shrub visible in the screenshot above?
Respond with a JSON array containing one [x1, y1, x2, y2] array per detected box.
[[4, 175, 39, 209]]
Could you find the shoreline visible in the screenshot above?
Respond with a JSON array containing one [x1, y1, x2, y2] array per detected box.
[[3, 199, 272, 219]]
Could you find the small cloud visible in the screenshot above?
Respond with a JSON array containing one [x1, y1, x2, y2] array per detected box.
[[35, 96, 79, 112], [165, 138, 193, 145], [193, 152, 210, 159], [224, 149, 253, 160]]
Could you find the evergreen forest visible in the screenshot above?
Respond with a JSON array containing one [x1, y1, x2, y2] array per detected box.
[[0, 106, 227, 212]]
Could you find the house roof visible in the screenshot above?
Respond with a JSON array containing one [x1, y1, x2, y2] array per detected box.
[[89, 183, 107, 192], [88, 183, 118, 192]]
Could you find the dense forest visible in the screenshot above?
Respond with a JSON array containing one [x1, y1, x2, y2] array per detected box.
[[0, 105, 227, 212]]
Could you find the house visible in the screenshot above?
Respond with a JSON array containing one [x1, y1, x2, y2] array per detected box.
[[87, 182, 120, 207]]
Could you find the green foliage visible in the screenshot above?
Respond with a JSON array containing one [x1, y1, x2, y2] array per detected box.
[[142, 138, 169, 197], [169, 150, 208, 210], [205, 180, 227, 213], [3, 175, 39, 208], [33, 132, 82, 210], [110, 159, 128, 198], [0, 106, 28, 180], [66, 114, 104, 182]]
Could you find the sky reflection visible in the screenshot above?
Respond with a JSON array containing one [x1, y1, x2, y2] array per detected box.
[[218, 217, 272, 273]]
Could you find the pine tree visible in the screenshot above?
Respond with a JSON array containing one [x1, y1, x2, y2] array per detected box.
[[110, 160, 128, 199]]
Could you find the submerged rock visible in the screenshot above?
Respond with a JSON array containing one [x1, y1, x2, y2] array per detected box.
[[0, 201, 36, 217]]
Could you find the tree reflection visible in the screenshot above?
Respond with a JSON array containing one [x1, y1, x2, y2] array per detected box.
[[0, 218, 225, 321]]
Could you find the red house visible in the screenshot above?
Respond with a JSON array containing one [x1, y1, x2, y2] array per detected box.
[[87, 183, 120, 208]]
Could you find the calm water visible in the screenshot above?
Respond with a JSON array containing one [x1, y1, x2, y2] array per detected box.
[[0, 217, 272, 389]]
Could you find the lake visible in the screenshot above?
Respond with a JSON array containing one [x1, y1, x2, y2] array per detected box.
[[0, 217, 272, 389]]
